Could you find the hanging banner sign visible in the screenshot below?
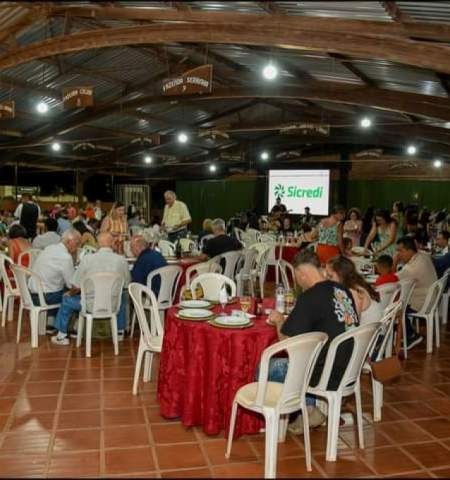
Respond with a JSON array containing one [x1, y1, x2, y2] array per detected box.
[[162, 65, 213, 96], [63, 86, 94, 109], [0, 100, 15, 119]]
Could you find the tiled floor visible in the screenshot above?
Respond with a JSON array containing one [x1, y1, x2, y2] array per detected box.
[[1, 309, 450, 478]]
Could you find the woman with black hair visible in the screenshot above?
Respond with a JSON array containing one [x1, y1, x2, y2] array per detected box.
[[363, 208, 398, 257], [360, 205, 374, 247], [316, 205, 346, 264]]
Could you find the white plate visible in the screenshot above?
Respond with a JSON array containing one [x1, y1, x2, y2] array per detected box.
[[214, 315, 250, 326], [178, 309, 213, 319], [231, 310, 255, 319], [180, 300, 212, 309], [365, 275, 379, 283]]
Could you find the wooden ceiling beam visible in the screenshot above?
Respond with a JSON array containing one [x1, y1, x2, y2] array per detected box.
[[1, 22, 450, 75]]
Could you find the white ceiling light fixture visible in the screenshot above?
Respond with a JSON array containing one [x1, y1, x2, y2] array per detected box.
[[406, 144, 417, 155], [433, 158, 443, 168], [177, 132, 189, 144], [144, 155, 153, 164], [209, 164, 217, 173], [262, 63, 278, 81], [260, 151, 270, 161], [51, 142, 61, 152], [360, 117, 372, 129], [36, 101, 49, 114]]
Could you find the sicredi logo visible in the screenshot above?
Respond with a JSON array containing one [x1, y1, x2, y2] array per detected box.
[[274, 184, 324, 199]]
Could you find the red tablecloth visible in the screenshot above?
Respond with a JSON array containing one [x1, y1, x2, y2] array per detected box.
[[158, 301, 278, 438], [266, 245, 299, 282]]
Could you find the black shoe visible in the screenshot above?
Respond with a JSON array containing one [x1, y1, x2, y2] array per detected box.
[[46, 325, 57, 335], [68, 329, 78, 339]]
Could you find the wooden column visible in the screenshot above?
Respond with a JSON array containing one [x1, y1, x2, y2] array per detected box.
[[75, 169, 85, 206], [338, 152, 351, 208]]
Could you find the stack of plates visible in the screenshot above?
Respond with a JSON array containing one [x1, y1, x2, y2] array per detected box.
[[177, 309, 214, 321], [208, 315, 253, 329], [179, 300, 212, 309]]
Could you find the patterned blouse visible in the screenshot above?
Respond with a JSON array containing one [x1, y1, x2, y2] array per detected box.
[[318, 222, 339, 246]]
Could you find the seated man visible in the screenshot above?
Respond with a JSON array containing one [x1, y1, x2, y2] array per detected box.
[[130, 235, 167, 295], [267, 250, 359, 432], [51, 232, 130, 345], [395, 236, 438, 349], [374, 255, 399, 287], [435, 230, 450, 255], [199, 218, 242, 261], [32, 217, 61, 250]]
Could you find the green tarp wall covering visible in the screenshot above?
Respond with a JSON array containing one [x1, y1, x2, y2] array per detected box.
[[176, 179, 450, 232]]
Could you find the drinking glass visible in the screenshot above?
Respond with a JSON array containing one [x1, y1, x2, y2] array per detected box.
[[285, 289, 295, 314], [240, 296, 251, 315]]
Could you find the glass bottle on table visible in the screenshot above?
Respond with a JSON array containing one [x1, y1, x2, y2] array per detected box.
[[219, 286, 228, 316], [285, 288, 295, 315], [275, 284, 285, 314]]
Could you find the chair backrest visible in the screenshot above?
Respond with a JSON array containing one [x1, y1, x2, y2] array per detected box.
[[249, 242, 271, 265], [398, 278, 416, 317], [179, 238, 195, 253], [78, 245, 97, 263], [80, 272, 124, 316], [242, 228, 260, 246], [158, 240, 176, 257], [279, 259, 295, 291], [256, 332, 328, 411], [18, 248, 41, 268], [199, 234, 214, 249], [236, 248, 258, 278], [0, 253, 16, 294], [123, 240, 133, 258], [142, 227, 160, 244], [371, 300, 402, 361], [376, 282, 401, 311], [147, 265, 182, 308], [418, 277, 445, 316], [191, 273, 237, 301], [11, 264, 45, 309], [218, 250, 243, 280], [260, 233, 277, 245], [128, 282, 163, 343], [316, 322, 382, 392], [234, 227, 244, 242], [185, 261, 221, 288]]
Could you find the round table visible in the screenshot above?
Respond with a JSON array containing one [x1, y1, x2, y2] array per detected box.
[[157, 301, 278, 438], [164, 256, 202, 299]]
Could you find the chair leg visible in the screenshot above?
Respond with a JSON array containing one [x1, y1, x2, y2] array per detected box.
[[130, 311, 136, 338], [355, 384, 365, 449], [16, 304, 23, 344], [302, 405, 312, 472], [76, 315, 84, 348], [435, 310, 440, 348], [86, 315, 93, 358], [402, 313, 408, 360], [441, 294, 448, 325], [110, 314, 119, 356], [426, 314, 433, 354], [132, 343, 144, 395], [8, 295, 14, 321], [326, 394, 342, 462], [143, 351, 153, 383], [30, 311, 39, 348], [278, 415, 289, 443], [264, 410, 279, 479], [225, 400, 239, 459], [372, 377, 383, 422], [1, 293, 9, 327]]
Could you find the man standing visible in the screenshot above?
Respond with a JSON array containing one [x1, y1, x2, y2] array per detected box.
[[14, 193, 40, 239], [161, 190, 192, 242], [199, 218, 242, 261], [130, 235, 167, 295], [32, 218, 61, 250], [51, 232, 130, 345], [270, 196, 287, 215]]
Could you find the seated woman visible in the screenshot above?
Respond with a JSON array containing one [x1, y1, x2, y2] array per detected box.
[[344, 208, 363, 247], [295, 224, 317, 250], [326, 255, 382, 325], [363, 208, 398, 257], [342, 237, 353, 258], [73, 221, 97, 249], [7, 224, 32, 265], [198, 218, 212, 243]]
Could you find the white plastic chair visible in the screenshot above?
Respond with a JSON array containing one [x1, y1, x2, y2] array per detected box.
[[0, 253, 19, 327], [398, 278, 416, 359], [409, 277, 446, 354], [12, 265, 61, 348], [178, 260, 222, 302], [236, 248, 258, 296], [199, 234, 214, 250], [246, 227, 261, 244], [375, 282, 401, 311], [234, 227, 245, 244], [249, 244, 271, 298], [226, 332, 328, 478], [308, 322, 382, 462], [129, 283, 164, 395], [76, 272, 124, 357], [78, 245, 97, 263], [279, 259, 295, 291], [439, 268, 450, 325], [218, 250, 243, 281], [179, 238, 195, 253], [191, 273, 236, 301], [17, 248, 41, 268], [158, 239, 176, 257], [260, 233, 277, 245]]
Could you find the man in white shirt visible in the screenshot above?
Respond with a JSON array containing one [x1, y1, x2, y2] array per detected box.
[[32, 218, 61, 250], [30, 229, 81, 333], [396, 236, 438, 349], [161, 190, 192, 242], [435, 231, 450, 255], [51, 232, 130, 345]]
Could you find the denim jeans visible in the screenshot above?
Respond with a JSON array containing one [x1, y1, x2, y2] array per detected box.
[[54, 291, 127, 334], [259, 357, 316, 407], [31, 290, 64, 317], [405, 306, 417, 340]]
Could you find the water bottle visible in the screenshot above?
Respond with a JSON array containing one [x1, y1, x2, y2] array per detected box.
[[275, 284, 285, 314]]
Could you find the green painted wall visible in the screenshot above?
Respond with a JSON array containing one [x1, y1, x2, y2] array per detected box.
[[177, 178, 450, 232]]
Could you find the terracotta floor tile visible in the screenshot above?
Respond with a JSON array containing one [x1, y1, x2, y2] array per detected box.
[[0, 383, 23, 397], [414, 417, 450, 439], [61, 394, 100, 411], [69, 357, 101, 369], [104, 447, 155, 475], [403, 442, 450, 469], [48, 450, 100, 477], [0, 454, 47, 476], [103, 366, 136, 379], [64, 380, 100, 395], [66, 368, 101, 381], [103, 391, 143, 409], [378, 420, 434, 444], [103, 407, 146, 426], [434, 382, 450, 396], [203, 438, 258, 465], [427, 397, 450, 415], [0, 414, 8, 431], [211, 462, 265, 478], [28, 369, 65, 382], [339, 426, 393, 449], [249, 433, 305, 459], [15, 395, 58, 413], [141, 391, 159, 406], [390, 401, 443, 419], [161, 467, 212, 477], [53, 428, 101, 451], [57, 409, 101, 430], [0, 432, 51, 454], [391, 470, 433, 478], [103, 379, 133, 393], [151, 423, 197, 444], [25, 381, 62, 396], [359, 446, 422, 475], [155, 444, 207, 470], [0, 397, 17, 414], [104, 425, 151, 448], [8, 412, 55, 433], [431, 467, 450, 478], [315, 452, 376, 477], [103, 356, 136, 367], [276, 457, 323, 478]]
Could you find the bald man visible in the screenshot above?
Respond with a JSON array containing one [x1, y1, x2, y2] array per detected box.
[[51, 232, 130, 345], [161, 190, 191, 242]]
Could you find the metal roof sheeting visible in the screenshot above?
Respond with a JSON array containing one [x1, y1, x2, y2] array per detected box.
[[396, 1, 450, 23]]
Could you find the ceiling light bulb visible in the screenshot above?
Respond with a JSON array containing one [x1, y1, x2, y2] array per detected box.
[[36, 101, 48, 114], [51, 142, 61, 152], [177, 132, 188, 144], [260, 151, 270, 161], [209, 164, 217, 172], [407, 144, 417, 155], [144, 155, 152, 164], [360, 117, 372, 128], [262, 63, 278, 81], [433, 159, 443, 168]]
